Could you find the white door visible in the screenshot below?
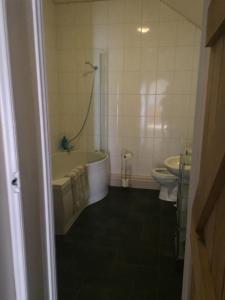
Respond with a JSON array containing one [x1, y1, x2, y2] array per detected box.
[[0, 1, 28, 299], [190, 0, 225, 299], [0, 0, 57, 299]]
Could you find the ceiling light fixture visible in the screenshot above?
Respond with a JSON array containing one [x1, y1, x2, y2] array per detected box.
[[137, 27, 150, 33]]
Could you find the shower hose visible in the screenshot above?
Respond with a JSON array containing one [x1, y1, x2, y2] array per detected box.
[[60, 67, 97, 151]]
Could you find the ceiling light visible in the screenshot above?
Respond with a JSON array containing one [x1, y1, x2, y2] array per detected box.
[[137, 27, 150, 33]]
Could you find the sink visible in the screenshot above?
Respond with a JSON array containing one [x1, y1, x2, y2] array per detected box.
[[164, 155, 191, 177]]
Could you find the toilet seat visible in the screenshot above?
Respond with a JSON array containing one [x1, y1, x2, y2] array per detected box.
[[152, 168, 177, 179]]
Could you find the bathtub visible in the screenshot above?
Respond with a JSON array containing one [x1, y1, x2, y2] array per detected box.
[[52, 151, 110, 234], [52, 151, 110, 205]]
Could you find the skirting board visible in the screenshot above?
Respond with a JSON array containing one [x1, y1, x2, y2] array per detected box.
[[110, 174, 160, 190]]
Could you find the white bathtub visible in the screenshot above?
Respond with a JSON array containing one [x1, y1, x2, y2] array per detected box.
[[52, 151, 110, 205]]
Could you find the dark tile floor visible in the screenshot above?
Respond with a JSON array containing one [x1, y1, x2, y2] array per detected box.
[[56, 187, 183, 300]]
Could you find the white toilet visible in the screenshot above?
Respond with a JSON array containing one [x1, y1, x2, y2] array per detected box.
[[152, 168, 178, 202]]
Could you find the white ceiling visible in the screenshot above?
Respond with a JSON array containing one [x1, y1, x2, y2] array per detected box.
[[53, 0, 204, 28], [161, 0, 204, 28], [53, 0, 107, 3]]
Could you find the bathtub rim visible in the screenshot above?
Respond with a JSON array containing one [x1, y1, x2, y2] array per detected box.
[[86, 151, 109, 167], [51, 150, 109, 180]]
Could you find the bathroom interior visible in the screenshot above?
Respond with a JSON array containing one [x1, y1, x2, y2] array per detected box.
[[43, 0, 203, 298]]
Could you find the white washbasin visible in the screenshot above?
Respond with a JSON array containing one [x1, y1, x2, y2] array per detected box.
[[164, 155, 191, 177]]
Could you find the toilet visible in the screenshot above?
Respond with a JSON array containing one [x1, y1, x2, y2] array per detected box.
[[152, 168, 178, 202]]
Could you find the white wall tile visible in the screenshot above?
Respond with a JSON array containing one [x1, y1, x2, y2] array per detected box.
[[74, 3, 91, 25], [74, 49, 92, 71], [154, 117, 188, 139], [173, 71, 192, 94], [47, 71, 58, 93], [121, 94, 138, 116], [142, 117, 155, 137], [109, 49, 124, 71], [137, 137, 154, 158], [135, 158, 152, 176], [77, 94, 90, 115], [120, 116, 154, 138], [175, 47, 194, 71], [124, 48, 141, 71], [122, 71, 141, 94], [124, 94, 155, 117], [108, 72, 123, 94], [77, 72, 92, 94], [158, 47, 176, 71], [91, 1, 108, 25], [74, 25, 92, 49], [108, 137, 123, 156], [108, 24, 124, 48], [124, 24, 141, 48], [158, 22, 177, 46], [60, 93, 78, 115], [176, 21, 196, 46], [108, 0, 124, 24], [45, 0, 201, 175], [187, 95, 196, 117], [108, 94, 123, 115], [142, 0, 160, 22], [159, 2, 183, 22], [140, 72, 157, 94], [141, 48, 158, 71], [156, 71, 175, 94], [191, 71, 198, 95], [123, 0, 142, 24], [92, 25, 108, 48], [193, 47, 200, 70], [186, 118, 194, 139], [57, 27, 77, 50], [141, 95, 156, 116], [122, 137, 139, 154], [110, 155, 121, 174], [108, 115, 120, 137], [56, 4, 76, 27], [194, 28, 202, 46], [44, 25, 57, 50], [141, 22, 159, 47], [155, 95, 190, 117], [57, 50, 76, 72], [44, 0, 56, 27]]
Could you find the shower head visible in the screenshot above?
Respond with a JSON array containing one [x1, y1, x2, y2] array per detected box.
[[85, 61, 98, 71]]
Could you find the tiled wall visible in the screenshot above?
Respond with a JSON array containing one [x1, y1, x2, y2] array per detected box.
[[43, 0, 60, 152], [44, 0, 201, 185]]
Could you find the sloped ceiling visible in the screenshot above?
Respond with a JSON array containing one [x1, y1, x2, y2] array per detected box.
[[53, 0, 204, 28], [161, 0, 204, 28], [53, 0, 107, 3]]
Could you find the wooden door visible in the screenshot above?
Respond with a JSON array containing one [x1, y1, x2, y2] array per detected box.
[[191, 1, 225, 299]]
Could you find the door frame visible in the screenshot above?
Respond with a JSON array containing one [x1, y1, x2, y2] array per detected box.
[[30, 0, 210, 299], [31, 0, 57, 299], [182, 0, 211, 299], [4, 0, 211, 299], [0, 0, 28, 298], [0, 0, 57, 299]]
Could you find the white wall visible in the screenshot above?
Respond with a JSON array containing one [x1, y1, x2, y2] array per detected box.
[[45, 0, 201, 186]]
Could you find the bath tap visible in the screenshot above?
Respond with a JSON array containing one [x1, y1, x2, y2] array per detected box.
[[60, 136, 74, 152]]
